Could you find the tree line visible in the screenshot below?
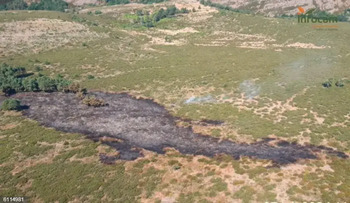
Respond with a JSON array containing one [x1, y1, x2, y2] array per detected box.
[[0, 63, 107, 109], [0, 63, 71, 95], [0, 0, 68, 12]]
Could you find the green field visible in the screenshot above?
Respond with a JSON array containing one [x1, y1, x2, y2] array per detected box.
[[0, 2, 350, 202]]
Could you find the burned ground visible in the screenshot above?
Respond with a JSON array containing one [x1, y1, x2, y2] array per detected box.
[[0, 92, 347, 165]]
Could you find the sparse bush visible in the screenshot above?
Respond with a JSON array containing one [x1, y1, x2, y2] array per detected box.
[[87, 75, 95, 79], [35, 66, 43, 72], [64, 83, 87, 94], [322, 79, 345, 88], [165, 36, 172, 42], [82, 96, 107, 107], [180, 8, 189, 14], [1, 99, 21, 111], [94, 10, 102, 15], [76, 91, 86, 100], [136, 10, 144, 16], [335, 80, 344, 87], [322, 80, 332, 88]]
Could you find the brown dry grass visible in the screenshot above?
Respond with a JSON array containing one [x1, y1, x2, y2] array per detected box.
[[0, 18, 106, 57]]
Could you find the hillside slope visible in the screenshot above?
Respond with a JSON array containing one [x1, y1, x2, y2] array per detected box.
[[210, 0, 350, 16]]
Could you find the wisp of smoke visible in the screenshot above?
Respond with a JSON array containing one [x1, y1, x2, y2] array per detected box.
[[184, 95, 215, 104], [239, 80, 261, 99]]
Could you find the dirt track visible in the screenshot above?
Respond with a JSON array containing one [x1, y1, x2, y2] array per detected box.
[[0, 92, 348, 164]]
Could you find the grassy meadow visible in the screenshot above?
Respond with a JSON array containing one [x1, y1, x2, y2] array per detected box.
[[0, 2, 349, 202]]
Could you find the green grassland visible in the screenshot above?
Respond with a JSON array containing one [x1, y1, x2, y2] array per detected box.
[[0, 2, 350, 202]]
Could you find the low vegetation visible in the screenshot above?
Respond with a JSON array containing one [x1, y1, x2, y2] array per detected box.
[[82, 96, 107, 107], [106, 0, 130, 5], [134, 6, 189, 27], [138, 0, 166, 4], [200, 0, 249, 13], [322, 79, 345, 88], [0, 1, 349, 202], [1, 98, 21, 111]]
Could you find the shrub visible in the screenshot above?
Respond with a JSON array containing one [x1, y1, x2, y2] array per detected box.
[[335, 80, 344, 87], [136, 10, 144, 16], [0, 64, 25, 95], [106, 0, 130, 5], [22, 77, 39, 92], [64, 83, 87, 94], [1, 86, 16, 96], [165, 36, 172, 42], [138, 0, 165, 4], [140, 16, 155, 27], [180, 8, 189, 14], [87, 75, 95, 79], [0, 64, 26, 78], [35, 66, 43, 72], [1, 99, 21, 111], [55, 75, 71, 91], [166, 5, 177, 15], [322, 81, 332, 88], [37, 76, 57, 92], [82, 96, 107, 107], [94, 10, 102, 15], [76, 91, 86, 100]]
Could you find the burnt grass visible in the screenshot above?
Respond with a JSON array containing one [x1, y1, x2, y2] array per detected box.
[[0, 92, 348, 165]]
